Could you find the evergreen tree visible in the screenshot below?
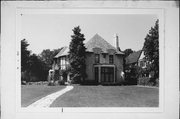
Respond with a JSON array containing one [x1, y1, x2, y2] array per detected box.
[[143, 20, 159, 80], [69, 26, 87, 83], [21, 39, 31, 72]]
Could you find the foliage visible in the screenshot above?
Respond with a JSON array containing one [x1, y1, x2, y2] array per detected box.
[[69, 26, 87, 83], [125, 65, 140, 85], [21, 39, 31, 72], [138, 77, 159, 87], [58, 79, 65, 85], [28, 54, 49, 81], [123, 48, 134, 57], [39, 48, 62, 69], [59, 66, 71, 77], [21, 39, 49, 82], [123, 48, 134, 72], [143, 19, 159, 80]]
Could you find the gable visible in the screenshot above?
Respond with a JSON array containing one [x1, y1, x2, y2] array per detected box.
[[54, 46, 68, 58], [139, 51, 145, 60]]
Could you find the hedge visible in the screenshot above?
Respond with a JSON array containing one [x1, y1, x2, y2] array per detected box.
[[138, 77, 159, 87]]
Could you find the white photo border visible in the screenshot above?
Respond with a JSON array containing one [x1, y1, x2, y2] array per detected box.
[[15, 8, 165, 113]]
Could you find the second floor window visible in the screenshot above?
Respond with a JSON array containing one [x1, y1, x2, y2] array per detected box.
[[109, 55, 114, 64], [60, 56, 68, 70], [95, 54, 100, 63]]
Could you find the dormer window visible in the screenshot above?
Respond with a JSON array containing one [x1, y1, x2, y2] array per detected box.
[[95, 54, 100, 64], [109, 55, 114, 64]]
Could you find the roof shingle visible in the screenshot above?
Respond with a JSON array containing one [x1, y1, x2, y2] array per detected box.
[[125, 50, 142, 64], [54, 34, 124, 58], [54, 46, 68, 58]]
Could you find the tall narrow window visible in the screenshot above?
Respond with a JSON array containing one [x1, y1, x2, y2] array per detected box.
[[109, 55, 114, 64], [95, 54, 100, 64]]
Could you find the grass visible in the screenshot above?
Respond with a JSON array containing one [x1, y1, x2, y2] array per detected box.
[[50, 85, 159, 107], [21, 85, 65, 107]]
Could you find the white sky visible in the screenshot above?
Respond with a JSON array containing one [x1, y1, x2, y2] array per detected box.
[[22, 14, 157, 54]]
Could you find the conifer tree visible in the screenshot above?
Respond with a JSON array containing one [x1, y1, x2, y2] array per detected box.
[[69, 26, 87, 83], [143, 20, 159, 80]]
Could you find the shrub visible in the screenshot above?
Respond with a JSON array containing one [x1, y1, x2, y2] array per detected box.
[[138, 77, 159, 87], [58, 79, 65, 85], [21, 71, 30, 82], [125, 65, 140, 85], [48, 80, 55, 86]]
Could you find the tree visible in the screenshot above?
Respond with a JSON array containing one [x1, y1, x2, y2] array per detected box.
[[123, 48, 133, 57], [143, 20, 159, 81], [39, 48, 62, 69], [69, 26, 87, 83], [123, 48, 134, 73], [28, 54, 49, 81], [21, 39, 31, 72], [21, 39, 50, 82]]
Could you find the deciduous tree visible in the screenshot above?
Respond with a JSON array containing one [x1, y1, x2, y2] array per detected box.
[[123, 48, 133, 57], [39, 48, 62, 69]]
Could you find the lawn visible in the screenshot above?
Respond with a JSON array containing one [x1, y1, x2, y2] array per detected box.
[[21, 85, 65, 107], [50, 85, 159, 107]]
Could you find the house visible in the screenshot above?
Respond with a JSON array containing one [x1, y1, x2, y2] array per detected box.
[[52, 34, 125, 84], [125, 50, 142, 66], [125, 50, 149, 77]]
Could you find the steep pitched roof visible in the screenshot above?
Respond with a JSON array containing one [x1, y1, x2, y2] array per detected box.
[[125, 50, 142, 64], [54, 34, 124, 58], [54, 46, 68, 58], [85, 34, 123, 54]]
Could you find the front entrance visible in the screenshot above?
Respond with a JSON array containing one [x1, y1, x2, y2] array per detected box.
[[94, 65, 115, 83], [101, 67, 114, 83]]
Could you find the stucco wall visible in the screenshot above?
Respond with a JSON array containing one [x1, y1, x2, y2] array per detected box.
[[85, 53, 124, 83], [85, 53, 95, 81], [114, 54, 124, 83], [100, 54, 109, 64]]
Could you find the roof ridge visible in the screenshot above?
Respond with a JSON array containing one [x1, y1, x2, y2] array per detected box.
[[85, 33, 115, 49], [55, 34, 124, 58]]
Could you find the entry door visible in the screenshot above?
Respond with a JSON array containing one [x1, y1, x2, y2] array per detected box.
[[94, 67, 99, 83]]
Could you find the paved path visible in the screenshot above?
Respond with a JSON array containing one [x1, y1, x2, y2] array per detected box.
[[27, 86, 73, 108]]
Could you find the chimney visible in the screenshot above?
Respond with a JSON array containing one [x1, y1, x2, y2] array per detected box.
[[114, 33, 121, 51]]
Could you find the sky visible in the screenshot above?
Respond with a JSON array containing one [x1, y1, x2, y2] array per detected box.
[[22, 14, 157, 54]]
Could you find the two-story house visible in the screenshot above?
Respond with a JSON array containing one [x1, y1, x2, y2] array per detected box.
[[52, 34, 124, 84]]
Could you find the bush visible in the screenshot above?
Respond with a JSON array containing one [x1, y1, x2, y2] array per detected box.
[[58, 79, 65, 85], [138, 77, 159, 87], [21, 71, 30, 82], [48, 80, 55, 86], [125, 65, 140, 85]]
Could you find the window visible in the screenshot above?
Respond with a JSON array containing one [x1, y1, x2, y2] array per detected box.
[[95, 54, 100, 63], [109, 55, 114, 64], [103, 54, 106, 58], [101, 67, 114, 82], [60, 57, 67, 70]]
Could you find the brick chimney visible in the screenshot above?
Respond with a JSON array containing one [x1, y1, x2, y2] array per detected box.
[[115, 33, 121, 51]]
